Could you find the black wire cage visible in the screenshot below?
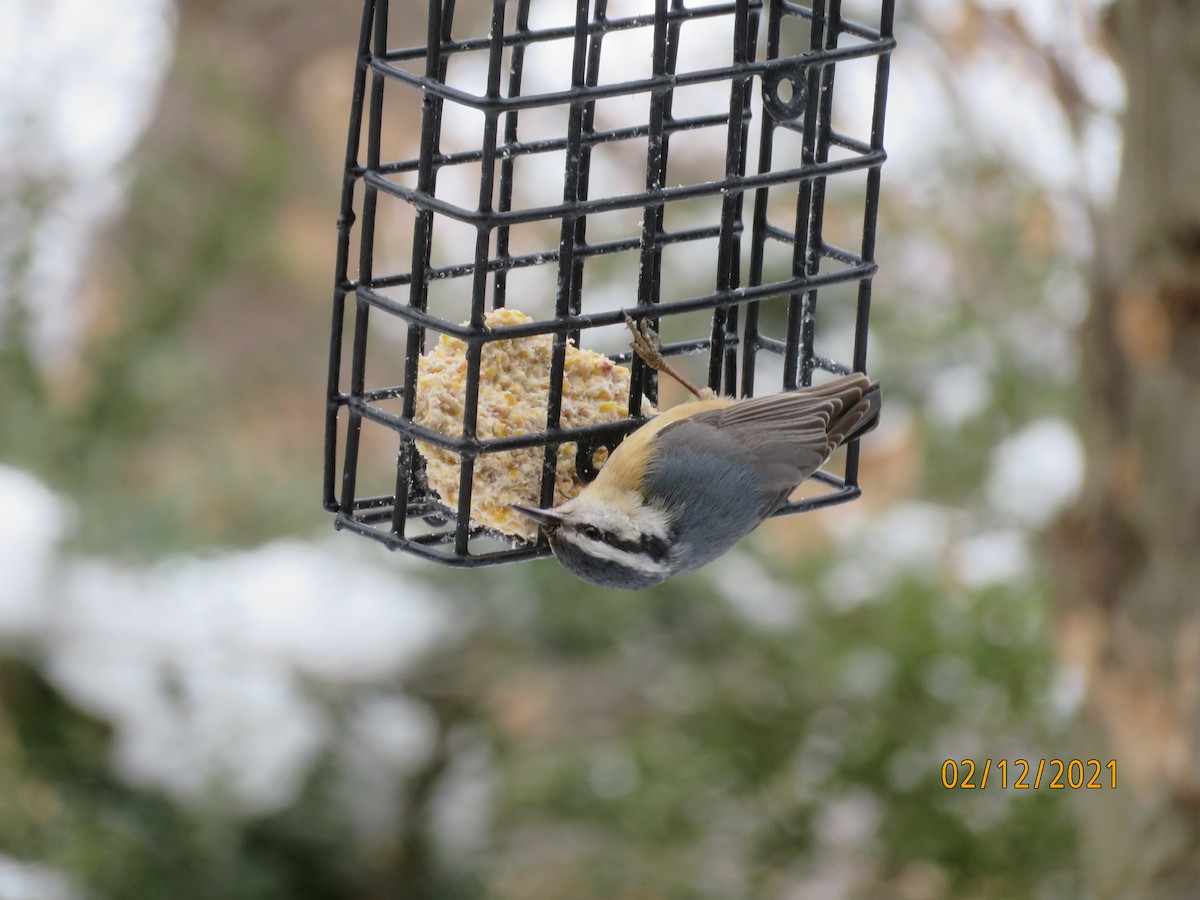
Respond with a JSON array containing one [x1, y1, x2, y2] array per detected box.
[[325, 0, 895, 567]]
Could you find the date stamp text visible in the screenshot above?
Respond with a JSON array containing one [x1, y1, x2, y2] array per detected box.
[[941, 758, 1116, 790]]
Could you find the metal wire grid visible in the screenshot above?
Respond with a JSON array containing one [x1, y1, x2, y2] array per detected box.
[[325, 0, 895, 566]]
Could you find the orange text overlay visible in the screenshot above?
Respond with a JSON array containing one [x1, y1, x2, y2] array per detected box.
[[941, 759, 1116, 790]]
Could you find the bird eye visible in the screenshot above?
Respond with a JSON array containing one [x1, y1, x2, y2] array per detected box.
[[582, 525, 602, 540]]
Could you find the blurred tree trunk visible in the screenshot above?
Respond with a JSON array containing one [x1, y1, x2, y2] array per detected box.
[[1050, 1, 1200, 897]]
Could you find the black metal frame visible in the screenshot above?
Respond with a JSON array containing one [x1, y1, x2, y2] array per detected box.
[[325, 0, 895, 566]]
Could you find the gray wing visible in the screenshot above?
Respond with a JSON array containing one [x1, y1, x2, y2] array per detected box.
[[634, 375, 879, 572], [657, 373, 881, 512]]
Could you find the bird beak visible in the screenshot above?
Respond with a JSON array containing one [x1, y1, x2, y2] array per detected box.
[[509, 503, 563, 530]]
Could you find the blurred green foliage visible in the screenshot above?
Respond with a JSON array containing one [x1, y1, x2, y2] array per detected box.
[[444, 547, 1080, 899], [0, 540, 1080, 899]]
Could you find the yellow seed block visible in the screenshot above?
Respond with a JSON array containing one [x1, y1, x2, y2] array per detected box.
[[414, 308, 638, 540]]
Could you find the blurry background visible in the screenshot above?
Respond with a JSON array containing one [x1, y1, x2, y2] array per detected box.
[[2, 0, 1193, 897]]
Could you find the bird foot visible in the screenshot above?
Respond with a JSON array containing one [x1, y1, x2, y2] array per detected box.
[[623, 312, 708, 400]]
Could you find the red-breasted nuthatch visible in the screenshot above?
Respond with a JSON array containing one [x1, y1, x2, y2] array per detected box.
[[511, 316, 881, 590]]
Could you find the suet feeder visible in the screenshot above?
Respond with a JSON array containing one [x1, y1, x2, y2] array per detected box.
[[324, 0, 895, 566]]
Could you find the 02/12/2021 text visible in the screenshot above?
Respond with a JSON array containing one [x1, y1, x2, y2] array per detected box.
[[941, 758, 1116, 790]]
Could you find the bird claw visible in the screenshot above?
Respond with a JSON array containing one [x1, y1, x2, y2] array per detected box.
[[622, 311, 706, 400], [623, 312, 667, 371]]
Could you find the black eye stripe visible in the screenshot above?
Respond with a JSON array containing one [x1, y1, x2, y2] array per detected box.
[[639, 533, 670, 562], [573, 524, 669, 563]]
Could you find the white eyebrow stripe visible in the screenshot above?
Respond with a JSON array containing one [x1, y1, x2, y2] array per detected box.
[[556, 532, 672, 577]]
